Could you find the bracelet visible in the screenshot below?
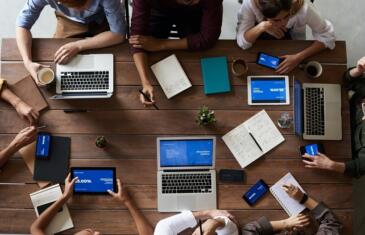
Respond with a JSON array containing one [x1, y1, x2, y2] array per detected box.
[[299, 193, 308, 204]]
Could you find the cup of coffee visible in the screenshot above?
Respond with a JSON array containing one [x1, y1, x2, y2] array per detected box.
[[303, 61, 323, 79], [231, 59, 248, 78], [37, 67, 55, 86]]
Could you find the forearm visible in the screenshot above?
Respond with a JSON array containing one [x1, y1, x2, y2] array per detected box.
[[16, 27, 33, 64], [74, 31, 125, 51], [329, 161, 346, 173], [133, 53, 151, 87], [0, 143, 18, 169], [243, 23, 266, 44], [0, 87, 22, 108], [270, 220, 289, 232], [303, 196, 319, 210], [349, 67, 364, 78], [30, 196, 68, 235], [160, 38, 188, 50], [124, 200, 154, 235], [296, 41, 326, 62]]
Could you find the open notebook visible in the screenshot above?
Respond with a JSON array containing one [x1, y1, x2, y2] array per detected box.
[[151, 54, 192, 99], [270, 173, 306, 216], [222, 110, 284, 168]]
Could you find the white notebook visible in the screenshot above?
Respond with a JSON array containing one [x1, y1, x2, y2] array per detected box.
[[270, 173, 306, 216], [30, 184, 73, 235], [151, 54, 192, 99], [222, 110, 285, 168]]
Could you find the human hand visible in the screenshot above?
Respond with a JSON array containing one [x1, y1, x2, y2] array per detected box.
[[283, 214, 311, 230], [14, 100, 39, 125], [204, 210, 234, 220], [10, 126, 37, 149], [63, 173, 78, 200], [350, 57, 365, 77], [140, 84, 155, 106], [302, 152, 335, 170], [24, 61, 49, 86], [276, 54, 302, 74], [260, 21, 287, 39], [192, 218, 224, 235], [129, 35, 163, 52], [108, 178, 131, 204], [282, 184, 304, 202], [54, 41, 81, 64]]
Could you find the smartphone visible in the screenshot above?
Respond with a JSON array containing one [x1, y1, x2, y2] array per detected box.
[[256, 52, 283, 70], [35, 132, 51, 160], [300, 143, 325, 156], [242, 179, 269, 206], [219, 169, 245, 183]]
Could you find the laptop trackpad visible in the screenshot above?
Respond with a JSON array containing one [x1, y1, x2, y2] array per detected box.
[[62, 55, 95, 69], [177, 196, 196, 210]]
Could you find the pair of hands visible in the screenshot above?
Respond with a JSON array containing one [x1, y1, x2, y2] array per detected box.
[[350, 56, 365, 77], [10, 126, 37, 150], [192, 210, 234, 235], [25, 41, 81, 86]]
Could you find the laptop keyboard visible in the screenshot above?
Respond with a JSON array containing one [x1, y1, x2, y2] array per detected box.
[[60, 71, 109, 90], [162, 173, 212, 194], [305, 87, 325, 135]]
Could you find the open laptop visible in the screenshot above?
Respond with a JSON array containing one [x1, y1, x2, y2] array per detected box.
[[157, 136, 217, 212], [293, 79, 342, 140], [51, 54, 114, 99]]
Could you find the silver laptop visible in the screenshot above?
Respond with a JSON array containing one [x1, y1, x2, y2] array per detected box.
[[52, 54, 114, 99], [293, 79, 342, 140], [157, 136, 217, 212]]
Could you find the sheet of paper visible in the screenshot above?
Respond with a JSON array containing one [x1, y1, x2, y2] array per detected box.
[[151, 54, 192, 99], [270, 173, 306, 216], [222, 123, 263, 168], [244, 110, 284, 153]]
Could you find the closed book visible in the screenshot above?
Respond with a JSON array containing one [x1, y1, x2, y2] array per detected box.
[[201, 56, 231, 95]]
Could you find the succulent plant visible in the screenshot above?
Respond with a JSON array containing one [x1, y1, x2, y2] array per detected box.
[[196, 106, 216, 126], [95, 136, 107, 148]]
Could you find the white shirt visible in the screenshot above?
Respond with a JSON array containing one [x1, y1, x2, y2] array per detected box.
[[236, 0, 336, 50], [154, 211, 239, 235]]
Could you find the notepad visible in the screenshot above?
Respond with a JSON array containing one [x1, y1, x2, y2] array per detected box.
[[30, 184, 73, 234], [222, 110, 284, 168], [270, 173, 306, 216], [201, 56, 231, 95], [151, 54, 192, 99]]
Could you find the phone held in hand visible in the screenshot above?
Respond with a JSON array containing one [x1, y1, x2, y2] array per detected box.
[[299, 143, 325, 157], [35, 132, 52, 160], [256, 52, 283, 70], [242, 179, 269, 206]]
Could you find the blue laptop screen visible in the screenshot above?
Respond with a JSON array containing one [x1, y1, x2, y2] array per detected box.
[[159, 139, 214, 167], [251, 77, 287, 103], [294, 80, 303, 136], [73, 169, 115, 193]]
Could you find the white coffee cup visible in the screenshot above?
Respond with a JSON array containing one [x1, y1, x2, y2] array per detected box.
[[37, 67, 55, 86], [304, 61, 323, 79]]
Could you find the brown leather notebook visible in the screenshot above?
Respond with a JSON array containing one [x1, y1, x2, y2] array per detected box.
[[9, 75, 48, 112]]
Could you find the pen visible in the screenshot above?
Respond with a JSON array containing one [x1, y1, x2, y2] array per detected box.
[[138, 89, 159, 110], [36, 125, 47, 130], [249, 132, 263, 152], [199, 219, 203, 235], [63, 109, 89, 113]]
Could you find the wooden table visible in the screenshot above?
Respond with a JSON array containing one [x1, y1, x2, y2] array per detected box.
[[0, 39, 353, 234]]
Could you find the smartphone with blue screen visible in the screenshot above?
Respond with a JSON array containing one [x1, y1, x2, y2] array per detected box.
[[256, 52, 283, 70], [300, 143, 325, 157], [242, 179, 269, 206], [35, 132, 51, 160]]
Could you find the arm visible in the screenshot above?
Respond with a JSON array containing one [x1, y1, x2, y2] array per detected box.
[[133, 53, 155, 105], [30, 174, 77, 235], [302, 153, 346, 174], [108, 179, 153, 235]]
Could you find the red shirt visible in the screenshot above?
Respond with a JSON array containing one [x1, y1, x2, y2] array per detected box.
[[130, 0, 223, 53]]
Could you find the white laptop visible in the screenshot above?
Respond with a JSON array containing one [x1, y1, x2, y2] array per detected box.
[[52, 54, 114, 99], [157, 136, 217, 212]]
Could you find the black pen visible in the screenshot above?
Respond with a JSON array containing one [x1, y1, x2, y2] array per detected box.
[[138, 89, 159, 110], [199, 219, 203, 235], [249, 132, 263, 152], [63, 109, 89, 113]]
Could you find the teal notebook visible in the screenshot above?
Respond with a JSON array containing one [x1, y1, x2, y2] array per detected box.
[[201, 56, 231, 95]]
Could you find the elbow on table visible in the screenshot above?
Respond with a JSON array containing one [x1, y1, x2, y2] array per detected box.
[[236, 33, 252, 50]]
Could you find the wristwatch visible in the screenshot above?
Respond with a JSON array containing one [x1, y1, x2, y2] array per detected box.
[[299, 193, 309, 204]]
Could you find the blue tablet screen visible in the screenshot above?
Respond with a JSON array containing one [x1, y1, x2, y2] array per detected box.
[[251, 77, 287, 103], [305, 144, 319, 156], [258, 53, 281, 69], [160, 139, 213, 167], [73, 169, 115, 193], [244, 180, 269, 205]]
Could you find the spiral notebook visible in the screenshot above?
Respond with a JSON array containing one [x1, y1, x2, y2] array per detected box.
[[270, 173, 306, 216]]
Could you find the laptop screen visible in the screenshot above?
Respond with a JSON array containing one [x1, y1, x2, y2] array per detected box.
[[294, 80, 303, 136], [251, 77, 288, 103], [159, 139, 214, 167]]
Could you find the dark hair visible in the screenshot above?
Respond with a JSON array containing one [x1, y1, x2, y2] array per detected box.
[[258, 0, 293, 18], [58, 0, 89, 8]]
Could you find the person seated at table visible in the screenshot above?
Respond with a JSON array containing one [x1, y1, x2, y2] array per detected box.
[[301, 57, 365, 179], [16, 0, 127, 85], [0, 78, 38, 168], [129, 0, 223, 106], [236, 0, 335, 74], [241, 184, 342, 234]]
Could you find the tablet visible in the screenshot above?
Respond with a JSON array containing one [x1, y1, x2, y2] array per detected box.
[[71, 167, 117, 194], [247, 76, 290, 105]]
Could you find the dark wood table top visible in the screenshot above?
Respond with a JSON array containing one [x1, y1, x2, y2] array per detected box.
[[0, 39, 353, 234]]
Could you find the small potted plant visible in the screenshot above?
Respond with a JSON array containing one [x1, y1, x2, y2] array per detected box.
[[95, 136, 107, 148], [196, 106, 216, 126]]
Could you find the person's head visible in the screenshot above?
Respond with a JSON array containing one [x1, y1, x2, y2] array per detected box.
[[176, 0, 200, 6], [57, 0, 92, 10], [256, 0, 304, 26], [74, 229, 101, 235]]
